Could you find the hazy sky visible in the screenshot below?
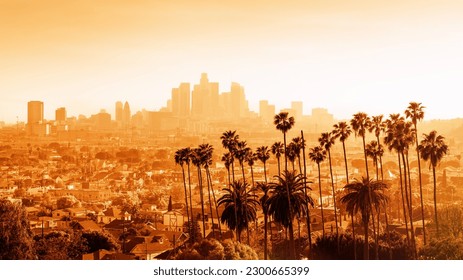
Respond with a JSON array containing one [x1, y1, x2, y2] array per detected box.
[[1, 0, 463, 123]]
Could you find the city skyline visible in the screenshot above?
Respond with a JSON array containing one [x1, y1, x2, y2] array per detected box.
[[2, 1, 463, 123]]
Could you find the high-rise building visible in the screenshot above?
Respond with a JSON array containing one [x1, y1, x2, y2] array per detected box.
[[27, 101, 47, 135], [55, 107, 66, 122], [171, 82, 190, 117], [27, 101, 44, 125], [115, 101, 123, 122], [191, 73, 219, 119], [291, 101, 303, 121], [230, 82, 249, 118], [259, 100, 275, 123], [123, 101, 131, 128]]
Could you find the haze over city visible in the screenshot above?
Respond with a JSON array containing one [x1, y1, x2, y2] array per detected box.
[[2, 0, 463, 123]]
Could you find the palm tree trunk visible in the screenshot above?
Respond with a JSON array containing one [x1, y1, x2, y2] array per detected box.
[[351, 213, 357, 260], [433, 166, 439, 237], [264, 211, 268, 260], [341, 139, 356, 259], [207, 166, 222, 239], [402, 152, 416, 259], [277, 157, 281, 177], [197, 166, 206, 238], [318, 163, 325, 237], [415, 129, 426, 245], [263, 161, 268, 183], [240, 164, 250, 244], [283, 132, 296, 259], [327, 149, 339, 256], [398, 154, 411, 247], [362, 136, 369, 179], [363, 217, 370, 260], [181, 165, 191, 238], [301, 130, 312, 258], [205, 168, 216, 239], [187, 163, 195, 243]]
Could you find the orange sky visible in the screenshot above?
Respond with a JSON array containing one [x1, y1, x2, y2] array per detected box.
[[1, 0, 463, 123]]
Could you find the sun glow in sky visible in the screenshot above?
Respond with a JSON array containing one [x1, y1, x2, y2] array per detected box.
[[1, 0, 463, 123]]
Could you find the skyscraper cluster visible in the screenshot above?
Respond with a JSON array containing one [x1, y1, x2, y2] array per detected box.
[[170, 73, 251, 120]]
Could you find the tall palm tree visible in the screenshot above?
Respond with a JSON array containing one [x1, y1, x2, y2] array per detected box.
[[256, 146, 271, 183], [369, 115, 386, 180], [174, 148, 191, 238], [246, 150, 257, 188], [309, 146, 326, 237], [332, 121, 356, 258], [351, 112, 372, 179], [319, 132, 340, 254], [271, 141, 284, 177], [184, 147, 195, 242], [418, 130, 449, 237], [221, 152, 238, 239], [384, 116, 416, 254], [199, 143, 221, 239], [286, 142, 298, 171], [405, 102, 427, 244], [234, 140, 251, 243], [190, 147, 207, 238], [257, 181, 270, 260], [273, 112, 296, 259], [300, 130, 312, 255], [341, 177, 388, 260], [221, 130, 239, 181], [365, 140, 384, 180], [291, 136, 305, 175], [218, 180, 259, 242], [267, 170, 314, 259]]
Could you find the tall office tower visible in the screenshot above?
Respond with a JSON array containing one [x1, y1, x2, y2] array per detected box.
[[259, 100, 269, 118], [122, 101, 131, 128], [258, 100, 276, 123], [171, 82, 191, 117], [191, 73, 219, 119], [27, 101, 44, 125], [291, 101, 303, 121], [230, 82, 249, 118], [115, 101, 123, 122], [55, 107, 66, 122]]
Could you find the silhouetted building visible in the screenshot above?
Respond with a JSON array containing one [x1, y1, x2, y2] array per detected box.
[[115, 101, 123, 123], [27, 101, 44, 125], [191, 73, 219, 119], [55, 107, 66, 122], [27, 101, 48, 135], [123, 101, 131, 129], [171, 83, 190, 117]]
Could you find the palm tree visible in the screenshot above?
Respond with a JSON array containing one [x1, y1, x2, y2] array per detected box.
[[341, 177, 388, 260], [405, 102, 427, 244], [271, 142, 284, 177], [190, 147, 207, 238], [246, 150, 257, 188], [286, 142, 298, 171], [309, 146, 326, 237], [351, 112, 372, 179], [319, 132, 340, 254], [184, 147, 195, 241], [234, 140, 251, 243], [221, 130, 239, 181], [174, 148, 191, 238], [365, 140, 384, 180], [221, 152, 238, 239], [267, 170, 314, 259], [218, 180, 259, 242], [332, 121, 356, 258], [273, 112, 296, 259], [199, 143, 221, 239], [369, 116, 386, 179], [384, 116, 416, 255], [256, 146, 270, 183], [291, 136, 305, 175], [418, 130, 449, 237], [300, 130, 312, 255], [257, 181, 270, 260]]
